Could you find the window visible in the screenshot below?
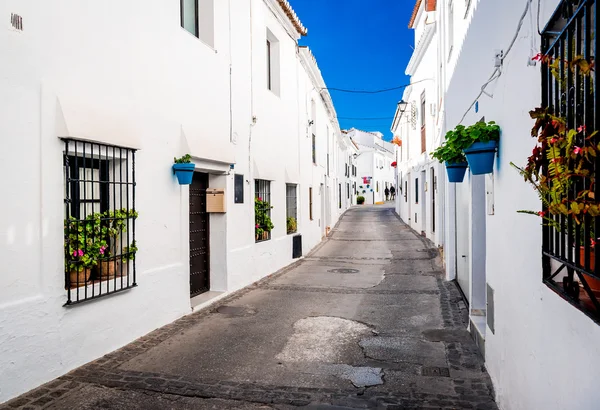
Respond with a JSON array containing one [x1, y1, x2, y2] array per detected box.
[[421, 91, 427, 154], [181, 0, 198, 37], [347, 183, 350, 199], [234, 174, 244, 204], [540, 0, 600, 322], [180, 0, 214, 46], [312, 134, 317, 164], [309, 187, 313, 220], [405, 181, 408, 202], [266, 29, 280, 95], [286, 184, 297, 234], [448, 0, 454, 58], [376, 181, 379, 192], [339, 184, 342, 209], [255, 180, 272, 242], [415, 178, 419, 204], [62, 139, 137, 305]]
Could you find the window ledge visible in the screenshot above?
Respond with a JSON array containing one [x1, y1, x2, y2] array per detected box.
[[179, 27, 217, 53]]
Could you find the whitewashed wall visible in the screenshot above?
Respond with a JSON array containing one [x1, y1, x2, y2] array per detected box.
[[0, 0, 349, 403], [444, 0, 600, 409]]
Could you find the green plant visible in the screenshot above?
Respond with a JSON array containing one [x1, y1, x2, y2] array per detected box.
[[465, 121, 500, 144], [174, 154, 192, 164], [512, 108, 600, 225], [431, 125, 469, 164], [64, 209, 139, 272], [122, 240, 138, 262], [255, 197, 274, 237], [286, 217, 297, 234], [357, 195, 365, 204]]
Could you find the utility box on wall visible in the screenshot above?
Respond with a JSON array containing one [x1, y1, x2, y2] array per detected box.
[[206, 188, 226, 213]]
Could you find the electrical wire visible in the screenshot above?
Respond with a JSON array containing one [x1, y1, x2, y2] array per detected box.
[[337, 116, 395, 120], [322, 78, 431, 94], [457, 0, 533, 125]]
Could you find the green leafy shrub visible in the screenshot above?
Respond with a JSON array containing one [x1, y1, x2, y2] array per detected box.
[[357, 196, 365, 205], [286, 217, 297, 234], [174, 154, 192, 164]]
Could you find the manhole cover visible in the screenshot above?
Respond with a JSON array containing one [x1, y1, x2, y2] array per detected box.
[[421, 367, 450, 377], [216, 306, 257, 316], [327, 268, 359, 274]]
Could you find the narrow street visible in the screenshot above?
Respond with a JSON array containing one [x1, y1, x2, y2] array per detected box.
[[4, 206, 497, 410]]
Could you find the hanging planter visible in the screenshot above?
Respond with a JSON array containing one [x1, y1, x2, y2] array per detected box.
[[173, 154, 195, 185], [445, 161, 468, 183], [464, 140, 498, 175], [391, 161, 397, 168]]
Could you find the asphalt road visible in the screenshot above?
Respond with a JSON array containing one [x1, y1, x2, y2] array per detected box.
[[3, 205, 498, 410]]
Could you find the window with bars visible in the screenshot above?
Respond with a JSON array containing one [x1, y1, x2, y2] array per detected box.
[[181, 0, 199, 36], [540, 0, 600, 322], [339, 184, 342, 209], [286, 184, 297, 234], [255, 179, 272, 242], [62, 139, 137, 306]]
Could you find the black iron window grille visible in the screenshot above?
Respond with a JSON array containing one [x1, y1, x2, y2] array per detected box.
[[309, 187, 313, 220], [338, 184, 342, 209], [541, 0, 600, 322], [62, 138, 137, 306], [312, 134, 317, 164], [286, 184, 298, 234], [255, 179, 272, 242]]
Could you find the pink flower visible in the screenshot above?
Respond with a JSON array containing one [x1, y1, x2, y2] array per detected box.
[[532, 53, 542, 62], [549, 137, 557, 144], [78, 249, 84, 257], [578, 125, 586, 133], [258, 197, 263, 202], [573, 146, 583, 155], [591, 238, 597, 248], [99, 246, 106, 255], [255, 224, 259, 228], [73, 250, 78, 257], [537, 211, 546, 217]]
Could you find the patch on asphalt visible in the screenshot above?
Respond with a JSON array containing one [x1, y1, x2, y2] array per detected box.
[[327, 268, 360, 274], [323, 364, 384, 387], [359, 336, 447, 366], [216, 305, 257, 317], [276, 316, 371, 363]]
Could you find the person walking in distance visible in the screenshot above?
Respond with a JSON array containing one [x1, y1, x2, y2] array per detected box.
[[390, 185, 396, 200], [384, 186, 390, 201]]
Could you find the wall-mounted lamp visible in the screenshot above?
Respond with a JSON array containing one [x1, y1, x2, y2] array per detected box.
[[397, 100, 408, 114], [308, 120, 314, 126]]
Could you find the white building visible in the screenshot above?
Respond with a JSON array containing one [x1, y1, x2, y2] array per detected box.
[[345, 129, 396, 205], [396, 0, 600, 409], [0, 0, 352, 403], [392, 0, 444, 244]]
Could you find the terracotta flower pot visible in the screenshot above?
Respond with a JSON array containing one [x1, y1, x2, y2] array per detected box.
[[579, 246, 600, 294], [97, 260, 117, 279], [69, 268, 91, 287]]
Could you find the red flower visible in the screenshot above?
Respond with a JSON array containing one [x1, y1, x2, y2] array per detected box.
[[532, 53, 542, 62], [537, 211, 546, 217], [578, 125, 586, 133], [549, 137, 557, 144], [573, 146, 583, 155], [258, 197, 263, 201], [591, 238, 596, 248]]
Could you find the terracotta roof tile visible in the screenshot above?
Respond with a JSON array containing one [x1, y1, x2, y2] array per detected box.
[[277, 0, 307, 36], [408, 0, 436, 28]]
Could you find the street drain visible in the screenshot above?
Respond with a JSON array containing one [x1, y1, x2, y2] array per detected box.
[[328, 268, 359, 274], [216, 306, 257, 317], [421, 366, 450, 377]]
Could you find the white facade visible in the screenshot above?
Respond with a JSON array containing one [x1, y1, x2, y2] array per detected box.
[[345, 129, 396, 205], [396, 0, 600, 409], [0, 0, 352, 403], [392, 1, 444, 245]]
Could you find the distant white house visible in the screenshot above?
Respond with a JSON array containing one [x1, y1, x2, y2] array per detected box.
[[0, 0, 352, 403], [345, 129, 396, 205], [392, 0, 444, 244]]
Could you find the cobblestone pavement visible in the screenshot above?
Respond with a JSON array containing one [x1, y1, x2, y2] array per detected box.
[[2, 206, 498, 410]]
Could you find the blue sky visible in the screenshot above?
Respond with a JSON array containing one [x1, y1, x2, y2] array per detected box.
[[292, 0, 415, 140]]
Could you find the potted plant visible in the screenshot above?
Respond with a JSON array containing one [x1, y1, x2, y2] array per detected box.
[[255, 197, 274, 241], [512, 108, 600, 295], [431, 125, 469, 183], [357, 195, 365, 205], [173, 154, 195, 185], [64, 217, 101, 287], [287, 217, 297, 234], [462, 121, 500, 175], [96, 209, 138, 279], [120, 240, 138, 277]]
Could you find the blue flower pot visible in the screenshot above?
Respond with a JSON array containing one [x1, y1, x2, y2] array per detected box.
[[172, 163, 195, 185], [464, 140, 498, 175], [445, 161, 468, 183]]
